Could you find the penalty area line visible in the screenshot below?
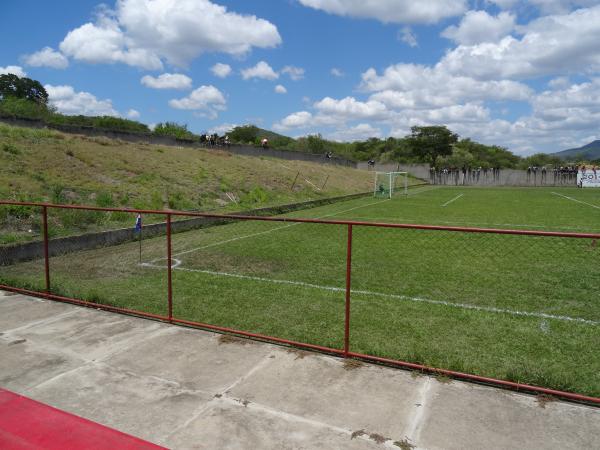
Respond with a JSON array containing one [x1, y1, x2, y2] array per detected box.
[[155, 198, 391, 261], [441, 193, 463, 207], [552, 192, 600, 210], [140, 262, 598, 327]]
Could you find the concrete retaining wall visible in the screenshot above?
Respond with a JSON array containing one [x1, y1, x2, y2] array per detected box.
[[427, 168, 576, 187], [357, 161, 577, 187], [0, 192, 370, 266], [0, 117, 356, 167]]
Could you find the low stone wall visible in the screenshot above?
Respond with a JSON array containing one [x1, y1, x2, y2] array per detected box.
[[0, 117, 356, 167], [0, 192, 370, 266]]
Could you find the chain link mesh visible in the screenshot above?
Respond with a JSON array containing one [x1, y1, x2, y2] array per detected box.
[[1, 202, 599, 396]]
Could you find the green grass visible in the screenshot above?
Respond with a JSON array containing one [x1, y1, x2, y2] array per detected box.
[[0, 122, 390, 243], [2, 185, 600, 397]]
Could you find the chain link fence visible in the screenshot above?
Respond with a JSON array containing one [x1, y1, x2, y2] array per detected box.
[[1, 201, 599, 403]]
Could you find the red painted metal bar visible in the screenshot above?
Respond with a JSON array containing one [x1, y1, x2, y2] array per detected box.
[[171, 317, 345, 356], [2, 200, 600, 239], [347, 351, 600, 405], [1, 283, 598, 405], [42, 206, 50, 294], [344, 224, 353, 357], [0, 285, 169, 322], [166, 213, 173, 322]]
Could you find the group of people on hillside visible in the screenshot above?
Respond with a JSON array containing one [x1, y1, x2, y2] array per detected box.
[[199, 133, 230, 147], [198, 134, 271, 149]]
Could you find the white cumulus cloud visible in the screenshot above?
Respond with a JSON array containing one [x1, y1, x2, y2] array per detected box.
[[441, 10, 515, 45], [298, 0, 467, 24], [141, 73, 193, 90], [0, 66, 27, 77], [361, 64, 532, 108], [274, 84, 287, 94], [330, 68, 344, 77], [59, 0, 282, 69], [241, 61, 279, 80], [399, 26, 418, 47], [438, 5, 600, 79], [127, 109, 141, 119], [314, 96, 389, 120], [169, 85, 226, 119], [22, 47, 69, 69], [281, 65, 305, 81], [211, 63, 232, 78], [45, 84, 118, 116], [328, 123, 382, 142], [209, 123, 237, 135]]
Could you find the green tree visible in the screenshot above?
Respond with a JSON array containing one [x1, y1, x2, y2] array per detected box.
[[228, 125, 260, 144], [306, 134, 325, 153], [0, 74, 48, 105], [407, 125, 458, 167]]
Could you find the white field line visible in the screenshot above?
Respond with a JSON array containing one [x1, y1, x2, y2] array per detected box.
[[552, 192, 600, 210], [161, 198, 391, 260], [140, 262, 599, 326], [407, 185, 441, 196], [441, 193, 463, 207]]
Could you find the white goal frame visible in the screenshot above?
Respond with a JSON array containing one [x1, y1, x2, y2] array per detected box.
[[373, 171, 408, 198]]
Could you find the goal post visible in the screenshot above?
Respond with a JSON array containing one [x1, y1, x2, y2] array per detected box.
[[373, 171, 408, 198]]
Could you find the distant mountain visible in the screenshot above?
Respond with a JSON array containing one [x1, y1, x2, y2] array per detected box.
[[552, 140, 600, 160]]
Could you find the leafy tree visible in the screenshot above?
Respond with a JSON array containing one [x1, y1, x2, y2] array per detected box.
[[306, 134, 325, 153], [228, 125, 260, 144], [519, 153, 562, 169], [407, 125, 458, 166], [0, 74, 48, 105], [454, 138, 519, 169]]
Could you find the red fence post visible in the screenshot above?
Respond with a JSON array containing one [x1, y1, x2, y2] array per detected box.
[[42, 206, 50, 295], [344, 224, 353, 357], [167, 213, 173, 322]]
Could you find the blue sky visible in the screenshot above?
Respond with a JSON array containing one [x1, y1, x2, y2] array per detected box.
[[2, 0, 600, 155]]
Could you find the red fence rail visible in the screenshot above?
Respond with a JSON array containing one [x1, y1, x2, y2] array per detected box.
[[1, 200, 599, 405]]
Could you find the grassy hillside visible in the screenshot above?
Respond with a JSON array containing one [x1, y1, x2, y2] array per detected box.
[[552, 140, 600, 161], [0, 123, 379, 243]]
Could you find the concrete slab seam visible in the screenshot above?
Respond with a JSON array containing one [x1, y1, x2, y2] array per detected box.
[[158, 351, 277, 443]]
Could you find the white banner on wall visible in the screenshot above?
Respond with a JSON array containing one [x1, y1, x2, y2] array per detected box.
[[577, 169, 600, 188]]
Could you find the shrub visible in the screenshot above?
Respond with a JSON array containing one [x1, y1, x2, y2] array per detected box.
[[241, 186, 269, 205], [152, 122, 198, 140], [1, 143, 20, 155], [0, 97, 50, 120], [95, 192, 114, 207]]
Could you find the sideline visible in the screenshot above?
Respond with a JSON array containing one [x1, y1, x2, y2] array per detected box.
[[140, 263, 598, 327]]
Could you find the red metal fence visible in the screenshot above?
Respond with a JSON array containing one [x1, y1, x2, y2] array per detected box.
[[1, 200, 599, 405]]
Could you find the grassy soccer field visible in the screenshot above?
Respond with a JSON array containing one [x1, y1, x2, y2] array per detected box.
[[1, 185, 599, 397]]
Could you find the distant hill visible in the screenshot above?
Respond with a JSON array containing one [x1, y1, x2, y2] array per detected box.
[[552, 140, 600, 160]]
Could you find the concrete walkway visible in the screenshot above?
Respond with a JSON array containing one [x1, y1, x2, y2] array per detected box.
[[1, 290, 598, 449]]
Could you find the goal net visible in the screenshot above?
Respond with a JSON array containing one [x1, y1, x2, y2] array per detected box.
[[373, 172, 408, 198]]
